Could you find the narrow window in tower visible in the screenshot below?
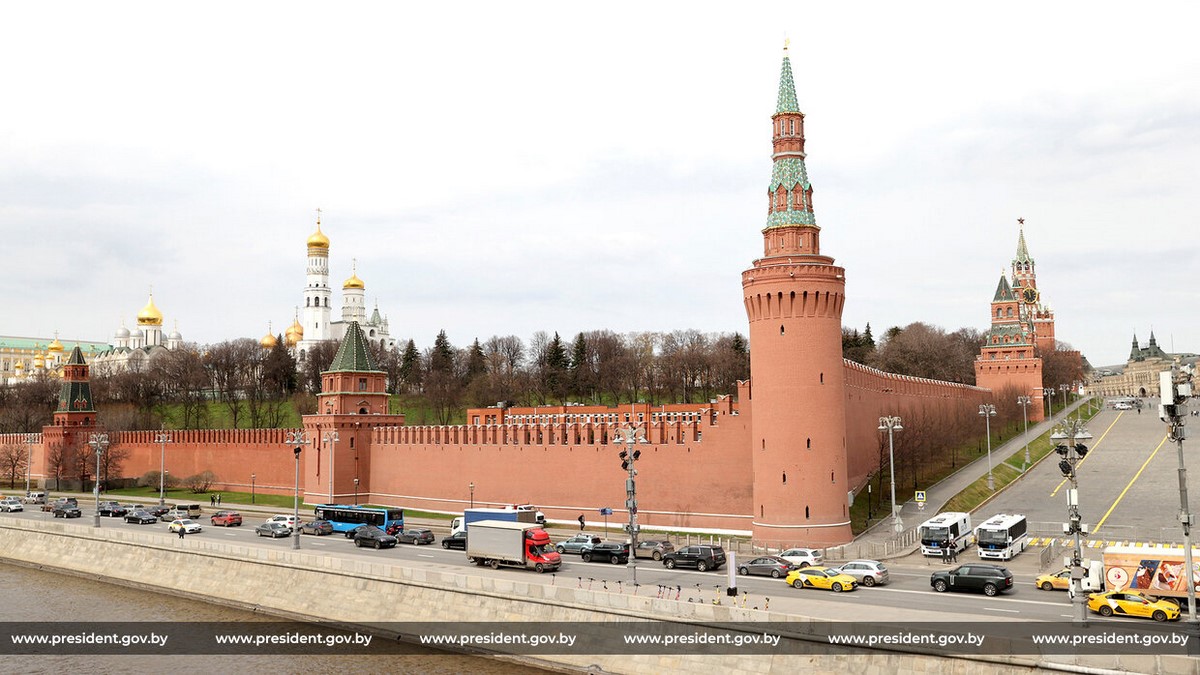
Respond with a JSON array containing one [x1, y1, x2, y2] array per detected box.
[[805, 506, 810, 519], [780, 325, 785, 335], [789, 119, 794, 135], [782, 472, 787, 484], [762, 439, 765, 450], [807, 438, 811, 449], [820, 372, 824, 384], [306, 298, 310, 307], [830, 471, 834, 483], [761, 505, 764, 518]]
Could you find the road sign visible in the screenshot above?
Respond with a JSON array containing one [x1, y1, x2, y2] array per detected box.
[[915, 490, 926, 503], [599, 507, 613, 516]]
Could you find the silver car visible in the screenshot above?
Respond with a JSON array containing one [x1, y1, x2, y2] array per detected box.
[[633, 540, 675, 561], [833, 559, 889, 587]]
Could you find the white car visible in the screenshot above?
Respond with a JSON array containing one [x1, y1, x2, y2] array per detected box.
[[779, 547, 823, 568], [267, 514, 301, 530], [168, 519, 203, 534], [0, 497, 25, 513]]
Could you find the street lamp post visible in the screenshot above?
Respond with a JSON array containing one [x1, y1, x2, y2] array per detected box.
[[251, 473, 256, 504], [469, 482, 475, 508], [1059, 383, 1070, 418], [285, 430, 309, 550], [1051, 419, 1094, 625], [155, 429, 171, 507], [614, 422, 647, 589], [877, 416, 903, 533], [24, 433, 37, 498], [979, 404, 997, 491], [323, 429, 339, 505], [353, 478, 360, 505], [1017, 396, 1032, 469], [1160, 366, 1197, 623], [88, 433, 108, 528]]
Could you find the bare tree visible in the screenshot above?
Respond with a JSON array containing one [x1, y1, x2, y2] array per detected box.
[[0, 443, 27, 488]]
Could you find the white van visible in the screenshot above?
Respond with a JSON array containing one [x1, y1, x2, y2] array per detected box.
[[24, 492, 47, 504]]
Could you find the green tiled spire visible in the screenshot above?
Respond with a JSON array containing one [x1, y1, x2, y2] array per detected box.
[[57, 346, 95, 413], [992, 275, 1015, 302], [326, 321, 379, 372], [1015, 222, 1033, 264], [776, 50, 799, 114]]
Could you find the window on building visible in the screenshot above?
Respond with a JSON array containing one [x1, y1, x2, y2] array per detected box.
[[358, 378, 367, 391]]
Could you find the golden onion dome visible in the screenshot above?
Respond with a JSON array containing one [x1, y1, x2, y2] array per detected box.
[[343, 272, 365, 290], [285, 319, 303, 346], [137, 293, 164, 326], [33, 351, 45, 368], [48, 336, 64, 353], [307, 219, 330, 251], [261, 333, 278, 349], [14, 361, 24, 371]]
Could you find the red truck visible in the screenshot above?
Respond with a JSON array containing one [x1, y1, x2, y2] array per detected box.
[[466, 520, 561, 573]]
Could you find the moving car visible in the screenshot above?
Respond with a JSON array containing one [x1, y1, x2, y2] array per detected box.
[[662, 545, 726, 572], [1087, 590, 1180, 622], [45, 497, 78, 512], [556, 533, 602, 555], [98, 502, 127, 517], [53, 503, 82, 518], [786, 566, 858, 592], [145, 505, 172, 518], [300, 520, 334, 536], [24, 492, 47, 504], [267, 514, 301, 531], [738, 556, 795, 578], [581, 542, 630, 564], [168, 519, 202, 534], [833, 559, 890, 587], [930, 564, 1014, 596], [353, 526, 398, 549], [124, 510, 158, 524], [210, 511, 243, 527], [779, 547, 823, 568], [255, 522, 292, 538], [441, 531, 467, 550], [0, 497, 25, 512], [1035, 568, 1072, 591], [160, 509, 189, 522], [633, 540, 675, 561], [395, 528, 435, 545]]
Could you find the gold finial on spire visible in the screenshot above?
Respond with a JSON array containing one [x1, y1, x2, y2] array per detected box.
[[316, 207, 322, 226], [783, 36, 790, 52]]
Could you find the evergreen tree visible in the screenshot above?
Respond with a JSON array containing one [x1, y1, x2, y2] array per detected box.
[[544, 332, 569, 403], [399, 339, 422, 391]]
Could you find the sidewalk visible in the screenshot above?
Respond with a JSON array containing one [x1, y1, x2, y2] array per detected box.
[[852, 398, 1093, 556]]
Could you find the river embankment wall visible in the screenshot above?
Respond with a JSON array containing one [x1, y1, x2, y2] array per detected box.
[[0, 520, 1184, 674]]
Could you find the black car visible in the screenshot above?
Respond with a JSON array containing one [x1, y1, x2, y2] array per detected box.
[[395, 528, 435, 545], [931, 564, 1015, 596], [53, 504, 82, 518], [581, 542, 630, 564], [97, 502, 127, 517], [346, 524, 380, 539], [662, 545, 727, 572], [145, 505, 172, 518], [441, 531, 467, 550], [300, 520, 334, 536], [124, 510, 158, 524], [353, 527, 398, 549]]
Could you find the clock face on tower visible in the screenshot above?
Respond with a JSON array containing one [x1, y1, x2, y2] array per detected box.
[[1021, 287, 1039, 305]]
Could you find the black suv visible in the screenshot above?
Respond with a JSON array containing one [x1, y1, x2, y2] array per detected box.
[[98, 502, 127, 517], [441, 531, 468, 550], [931, 564, 1014, 596], [353, 526, 398, 549], [53, 503, 82, 518], [581, 542, 630, 564], [662, 545, 726, 572]]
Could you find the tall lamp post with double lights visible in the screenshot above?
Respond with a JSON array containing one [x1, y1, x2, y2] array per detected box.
[[1160, 365, 1197, 623], [614, 422, 647, 588], [323, 429, 339, 505], [251, 473, 256, 504], [88, 433, 108, 528], [469, 482, 475, 508], [979, 404, 997, 491], [877, 416, 903, 533], [1017, 396, 1032, 469], [285, 430, 309, 550], [155, 429, 171, 506], [1050, 419, 1094, 625], [1059, 383, 1071, 419]]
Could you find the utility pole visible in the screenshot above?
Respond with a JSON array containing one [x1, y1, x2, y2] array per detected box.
[[614, 422, 646, 589], [1160, 365, 1196, 623]]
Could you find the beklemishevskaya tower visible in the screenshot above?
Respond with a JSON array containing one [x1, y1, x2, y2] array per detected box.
[[743, 46, 851, 545]]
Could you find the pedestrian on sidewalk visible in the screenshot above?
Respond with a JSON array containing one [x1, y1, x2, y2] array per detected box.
[[950, 542, 959, 563], [177, 525, 186, 540], [210, 494, 215, 507], [941, 540, 950, 565], [577, 514, 585, 531], [216, 494, 222, 506]]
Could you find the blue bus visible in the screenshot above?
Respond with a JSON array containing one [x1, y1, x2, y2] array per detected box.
[[313, 504, 404, 535]]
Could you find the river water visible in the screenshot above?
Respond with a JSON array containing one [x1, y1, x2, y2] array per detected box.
[[0, 561, 558, 675]]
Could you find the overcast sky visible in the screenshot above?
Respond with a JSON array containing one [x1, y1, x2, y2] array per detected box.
[[4, 2, 1197, 368]]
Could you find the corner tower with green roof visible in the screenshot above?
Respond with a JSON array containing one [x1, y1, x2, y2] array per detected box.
[[742, 44, 850, 547]]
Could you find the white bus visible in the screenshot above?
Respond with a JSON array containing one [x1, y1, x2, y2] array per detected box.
[[919, 512, 973, 557], [975, 513, 1029, 560]]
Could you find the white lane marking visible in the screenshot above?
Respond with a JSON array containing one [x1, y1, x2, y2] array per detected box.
[[982, 607, 1020, 613], [417, 554, 435, 558]]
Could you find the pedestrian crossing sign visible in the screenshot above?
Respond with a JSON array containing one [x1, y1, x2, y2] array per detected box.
[[915, 491, 926, 502]]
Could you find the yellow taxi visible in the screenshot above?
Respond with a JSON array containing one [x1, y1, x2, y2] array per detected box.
[[1035, 568, 1071, 591], [1087, 590, 1181, 622], [785, 566, 858, 592]]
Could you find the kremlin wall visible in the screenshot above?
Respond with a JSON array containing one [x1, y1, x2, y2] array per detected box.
[[5, 51, 1050, 548]]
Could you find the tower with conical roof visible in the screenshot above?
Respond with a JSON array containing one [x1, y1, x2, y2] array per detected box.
[[299, 211, 334, 359], [742, 45, 850, 546], [302, 320, 405, 505]]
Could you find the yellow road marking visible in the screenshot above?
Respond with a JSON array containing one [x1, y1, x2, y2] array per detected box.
[[1051, 413, 1123, 497], [1092, 434, 1170, 534]]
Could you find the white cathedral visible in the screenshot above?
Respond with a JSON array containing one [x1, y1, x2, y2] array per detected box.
[[90, 293, 186, 373], [286, 215, 396, 361]]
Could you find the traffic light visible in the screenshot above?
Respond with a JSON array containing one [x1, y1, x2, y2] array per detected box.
[[1074, 443, 1089, 458], [1058, 459, 1072, 477], [1055, 445, 1069, 456]]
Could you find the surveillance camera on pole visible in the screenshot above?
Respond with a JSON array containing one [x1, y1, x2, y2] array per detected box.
[[1161, 365, 1196, 623]]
